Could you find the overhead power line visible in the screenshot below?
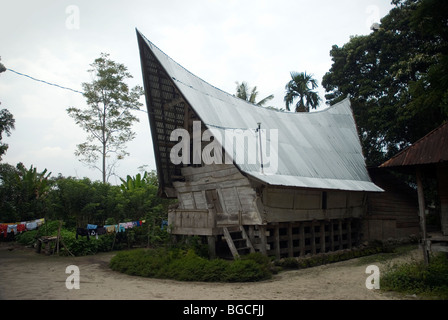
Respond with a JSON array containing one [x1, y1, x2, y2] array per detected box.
[[6, 68, 84, 94], [5, 67, 149, 113]]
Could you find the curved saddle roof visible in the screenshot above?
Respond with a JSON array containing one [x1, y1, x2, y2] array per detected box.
[[136, 29, 382, 193]]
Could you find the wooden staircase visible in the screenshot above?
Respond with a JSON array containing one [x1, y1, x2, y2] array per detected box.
[[223, 226, 255, 259]]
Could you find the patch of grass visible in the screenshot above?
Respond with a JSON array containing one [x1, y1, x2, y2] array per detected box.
[[381, 253, 448, 299], [109, 248, 273, 282], [356, 244, 418, 265]]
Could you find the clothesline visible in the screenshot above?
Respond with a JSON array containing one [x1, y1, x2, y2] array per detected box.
[[76, 220, 147, 240], [0, 217, 167, 241], [0, 218, 45, 238]]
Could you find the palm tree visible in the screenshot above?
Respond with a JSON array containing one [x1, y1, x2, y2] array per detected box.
[[284, 71, 321, 112], [235, 81, 274, 107]]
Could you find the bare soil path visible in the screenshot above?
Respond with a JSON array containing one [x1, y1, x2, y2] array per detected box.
[[0, 243, 420, 300]]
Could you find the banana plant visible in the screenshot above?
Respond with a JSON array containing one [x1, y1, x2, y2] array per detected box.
[[120, 172, 148, 191], [12, 164, 52, 220], [15, 164, 51, 199]]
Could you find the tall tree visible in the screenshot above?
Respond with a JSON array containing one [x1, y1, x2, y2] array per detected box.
[[322, 0, 448, 166], [0, 58, 15, 161], [235, 81, 274, 107], [67, 53, 144, 183], [284, 71, 321, 112]]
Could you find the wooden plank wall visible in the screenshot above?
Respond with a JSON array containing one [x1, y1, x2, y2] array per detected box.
[[366, 168, 420, 241], [172, 164, 262, 226], [437, 164, 448, 235], [261, 187, 366, 222]]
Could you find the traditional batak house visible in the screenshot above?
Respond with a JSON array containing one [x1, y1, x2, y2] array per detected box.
[[136, 30, 383, 258]]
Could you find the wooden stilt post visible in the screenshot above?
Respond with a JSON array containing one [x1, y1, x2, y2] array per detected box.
[[347, 219, 352, 249], [330, 220, 335, 252], [437, 164, 448, 236], [207, 236, 216, 259], [288, 223, 293, 257], [416, 168, 429, 265], [274, 224, 280, 259], [259, 225, 267, 255], [311, 221, 316, 255], [299, 223, 305, 256], [338, 219, 343, 250], [320, 221, 326, 253]]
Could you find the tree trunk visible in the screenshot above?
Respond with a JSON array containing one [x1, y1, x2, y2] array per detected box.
[[102, 142, 106, 183]]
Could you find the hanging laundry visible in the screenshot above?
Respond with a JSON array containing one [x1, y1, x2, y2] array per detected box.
[[0, 224, 8, 238], [7, 224, 17, 235], [118, 223, 126, 232], [97, 227, 106, 235], [104, 225, 116, 234], [26, 221, 37, 230], [0, 217, 45, 238], [125, 222, 133, 229], [17, 223, 26, 232], [76, 228, 90, 240], [87, 224, 97, 230]]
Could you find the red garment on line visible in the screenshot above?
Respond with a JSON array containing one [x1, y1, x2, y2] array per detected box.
[[0, 224, 8, 238]]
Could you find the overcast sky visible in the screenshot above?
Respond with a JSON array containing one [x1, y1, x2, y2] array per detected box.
[[0, 0, 394, 184]]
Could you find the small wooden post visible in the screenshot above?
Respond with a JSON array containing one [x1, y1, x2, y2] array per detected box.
[[56, 221, 62, 255], [416, 168, 429, 265]]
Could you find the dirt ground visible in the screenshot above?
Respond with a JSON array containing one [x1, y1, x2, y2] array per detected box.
[[0, 242, 422, 300]]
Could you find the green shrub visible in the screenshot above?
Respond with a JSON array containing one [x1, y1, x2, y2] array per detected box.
[[381, 253, 448, 299], [15, 230, 39, 246], [224, 259, 270, 282], [110, 248, 272, 282]]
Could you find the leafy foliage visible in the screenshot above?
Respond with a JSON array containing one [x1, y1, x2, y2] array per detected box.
[[67, 53, 144, 183], [381, 253, 448, 299], [284, 71, 321, 112], [0, 163, 171, 250], [0, 58, 15, 160], [0, 108, 15, 161], [0, 163, 51, 222], [235, 81, 274, 107], [322, 0, 448, 166]]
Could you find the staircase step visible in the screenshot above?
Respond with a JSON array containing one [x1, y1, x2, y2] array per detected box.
[[223, 226, 255, 259], [226, 226, 241, 232]]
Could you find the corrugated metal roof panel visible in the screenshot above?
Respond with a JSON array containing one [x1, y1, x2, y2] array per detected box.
[[137, 30, 383, 193], [380, 122, 448, 168]]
